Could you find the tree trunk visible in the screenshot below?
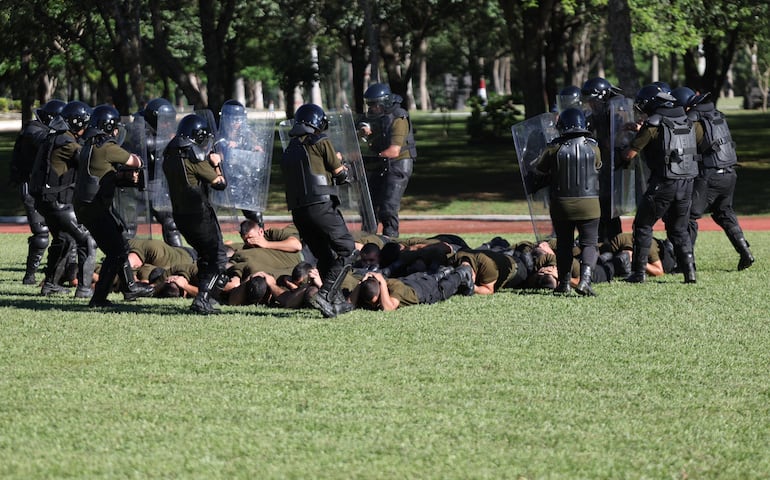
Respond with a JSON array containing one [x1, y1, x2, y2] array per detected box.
[[500, 0, 556, 118], [607, 0, 639, 96]]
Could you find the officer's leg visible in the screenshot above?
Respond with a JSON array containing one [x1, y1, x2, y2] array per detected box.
[[552, 220, 575, 294], [304, 205, 356, 318], [22, 188, 49, 285], [688, 174, 709, 248], [59, 205, 98, 295], [154, 208, 184, 247], [37, 204, 72, 295], [187, 210, 227, 314], [626, 184, 665, 283], [709, 170, 754, 270], [575, 218, 600, 296], [666, 180, 696, 283], [378, 158, 413, 237]]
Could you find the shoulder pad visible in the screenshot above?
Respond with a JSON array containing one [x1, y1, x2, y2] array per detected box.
[[169, 136, 194, 149], [302, 133, 326, 146], [53, 132, 77, 147], [645, 114, 662, 127], [391, 106, 409, 119]]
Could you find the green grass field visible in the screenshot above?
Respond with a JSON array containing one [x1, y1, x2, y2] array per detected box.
[[1, 102, 769, 478], [1, 230, 768, 479]]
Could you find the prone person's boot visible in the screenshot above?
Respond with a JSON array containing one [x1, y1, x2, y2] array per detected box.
[[575, 264, 596, 296], [120, 260, 155, 301]]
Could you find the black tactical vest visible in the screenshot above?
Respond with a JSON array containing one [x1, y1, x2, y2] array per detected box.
[[29, 119, 78, 203], [552, 135, 601, 198], [690, 103, 737, 169], [367, 107, 417, 159], [647, 108, 699, 179], [281, 135, 338, 210]]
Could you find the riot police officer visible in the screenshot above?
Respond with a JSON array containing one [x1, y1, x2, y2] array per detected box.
[[163, 114, 229, 315], [555, 85, 583, 112], [671, 87, 755, 271], [281, 103, 356, 318], [621, 85, 703, 284], [29, 100, 98, 298], [581, 77, 623, 242], [10, 99, 65, 284], [74, 104, 155, 307], [533, 108, 602, 296], [139, 98, 184, 246], [359, 83, 416, 237]]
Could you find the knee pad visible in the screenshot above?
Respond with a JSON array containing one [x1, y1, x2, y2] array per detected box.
[[28, 233, 50, 250]]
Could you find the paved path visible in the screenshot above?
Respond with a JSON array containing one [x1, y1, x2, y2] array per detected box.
[[1, 215, 769, 235]]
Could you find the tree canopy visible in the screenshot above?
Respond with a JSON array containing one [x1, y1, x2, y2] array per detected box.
[[0, 0, 768, 120]]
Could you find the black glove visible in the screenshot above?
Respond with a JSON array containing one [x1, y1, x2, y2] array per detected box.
[[333, 163, 351, 185]]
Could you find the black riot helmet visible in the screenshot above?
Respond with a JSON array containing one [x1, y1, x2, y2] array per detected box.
[[652, 81, 672, 94], [556, 85, 582, 112], [581, 77, 621, 102], [221, 99, 247, 118], [176, 113, 213, 145], [143, 98, 176, 131], [671, 87, 696, 108], [556, 107, 590, 134], [364, 82, 394, 109], [294, 103, 328, 132], [635, 84, 676, 115], [35, 99, 66, 126], [88, 104, 122, 135], [61, 101, 92, 132]]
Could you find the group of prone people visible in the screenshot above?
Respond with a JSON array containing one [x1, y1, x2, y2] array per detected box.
[[36, 217, 681, 315]]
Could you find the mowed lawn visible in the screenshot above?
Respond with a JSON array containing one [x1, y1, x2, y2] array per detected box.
[[1, 230, 768, 479]]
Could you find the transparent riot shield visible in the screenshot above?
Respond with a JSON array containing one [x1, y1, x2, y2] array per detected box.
[[326, 105, 377, 233], [512, 112, 558, 242], [211, 109, 276, 234], [114, 115, 149, 239], [609, 96, 641, 217], [148, 109, 177, 215], [278, 106, 377, 233], [196, 108, 218, 139]]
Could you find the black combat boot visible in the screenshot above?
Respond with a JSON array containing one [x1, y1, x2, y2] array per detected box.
[[23, 244, 46, 285], [625, 247, 648, 283], [308, 262, 355, 318], [454, 264, 475, 296], [612, 251, 632, 278], [681, 253, 697, 284], [89, 260, 119, 308], [575, 265, 596, 296], [731, 236, 755, 271], [190, 274, 227, 315], [309, 288, 354, 318], [120, 261, 154, 301], [553, 276, 572, 295]]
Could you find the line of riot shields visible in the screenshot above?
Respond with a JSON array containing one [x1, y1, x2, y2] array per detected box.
[[116, 96, 647, 247], [512, 95, 649, 242], [113, 104, 377, 242]]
